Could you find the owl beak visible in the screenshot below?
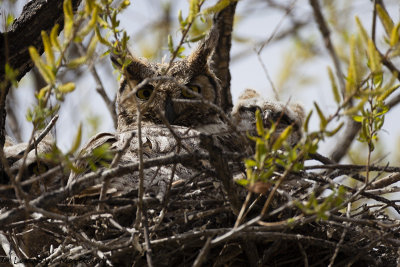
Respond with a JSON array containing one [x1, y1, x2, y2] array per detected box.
[[165, 96, 177, 124]]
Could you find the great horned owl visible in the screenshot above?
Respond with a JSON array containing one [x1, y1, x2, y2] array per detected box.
[[112, 26, 222, 132], [68, 27, 226, 199], [231, 89, 305, 146]]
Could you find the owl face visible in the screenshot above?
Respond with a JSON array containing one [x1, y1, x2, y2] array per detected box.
[[232, 89, 305, 145], [113, 28, 220, 131]]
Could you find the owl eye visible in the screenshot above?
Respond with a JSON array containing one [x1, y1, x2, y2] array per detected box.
[[136, 86, 154, 100], [181, 85, 201, 99]]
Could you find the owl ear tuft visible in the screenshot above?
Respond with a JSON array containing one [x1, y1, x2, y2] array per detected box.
[[111, 52, 154, 81], [187, 25, 219, 70]]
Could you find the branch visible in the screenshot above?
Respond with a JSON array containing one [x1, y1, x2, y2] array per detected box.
[[0, 151, 208, 226], [211, 1, 238, 112], [309, 0, 346, 96], [0, 0, 82, 82]]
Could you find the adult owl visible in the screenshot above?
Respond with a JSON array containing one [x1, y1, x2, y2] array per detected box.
[[113, 27, 222, 132], [68, 26, 228, 199]]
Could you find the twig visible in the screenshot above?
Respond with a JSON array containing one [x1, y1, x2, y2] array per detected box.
[[304, 164, 400, 173], [143, 211, 154, 267], [0, 151, 208, 226], [192, 237, 213, 267], [0, 231, 24, 267], [371, 173, 400, 189], [76, 43, 117, 128], [25, 114, 58, 155], [255, 0, 297, 100], [328, 203, 350, 267], [297, 242, 309, 267], [309, 0, 345, 96]]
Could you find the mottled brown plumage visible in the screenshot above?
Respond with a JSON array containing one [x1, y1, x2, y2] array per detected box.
[[232, 89, 305, 146], [113, 26, 222, 132], [68, 27, 228, 199]]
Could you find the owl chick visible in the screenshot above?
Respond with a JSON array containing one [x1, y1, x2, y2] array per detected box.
[[231, 89, 305, 146]]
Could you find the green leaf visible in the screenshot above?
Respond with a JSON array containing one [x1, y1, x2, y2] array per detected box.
[[314, 102, 327, 130], [41, 31, 55, 67], [236, 179, 249, 186], [355, 16, 369, 44], [377, 84, 400, 102], [326, 122, 344, 137], [59, 82, 76, 93], [327, 67, 341, 104], [352, 115, 363, 122], [168, 34, 174, 55], [245, 159, 257, 168], [69, 124, 82, 154], [178, 9, 186, 29], [272, 125, 292, 150], [376, 4, 394, 37], [6, 14, 14, 28], [343, 98, 367, 115], [67, 56, 87, 68], [119, 0, 130, 10], [95, 26, 112, 46], [29, 46, 56, 84], [78, 5, 98, 37], [50, 24, 62, 52], [63, 0, 74, 40], [187, 33, 206, 43], [86, 34, 99, 59], [37, 85, 51, 100], [367, 39, 381, 73], [345, 35, 359, 94], [4, 63, 18, 86], [255, 109, 265, 136], [303, 110, 313, 133], [188, 0, 199, 24], [390, 23, 400, 47], [202, 0, 233, 15]]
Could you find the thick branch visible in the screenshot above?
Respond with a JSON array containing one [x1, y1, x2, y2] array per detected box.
[[211, 1, 237, 113]]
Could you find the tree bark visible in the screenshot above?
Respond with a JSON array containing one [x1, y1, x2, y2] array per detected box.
[[211, 1, 237, 113]]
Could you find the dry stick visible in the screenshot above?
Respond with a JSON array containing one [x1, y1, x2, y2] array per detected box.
[[135, 109, 145, 228], [23, 114, 59, 156], [308, 0, 362, 163], [0, 152, 208, 226], [371, 173, 400, 189], [307, 172, 400, 214], [304, 164, 400, 173], [234, 191, 252, 228], [76, 43, 117, 128], [0, 231, 23, 267], [309, 0, 345, 95], [142, 211, 154, 267], [297, 242, 309, 267], [13, 115, 59, 202], [328, 203, 351, 267], [255, 0, 297, 100], [0, 164, 63, 192], [193, 237, 213, 267]]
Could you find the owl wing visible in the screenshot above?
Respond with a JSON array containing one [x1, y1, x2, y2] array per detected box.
[[68, 126, 204, 201]]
